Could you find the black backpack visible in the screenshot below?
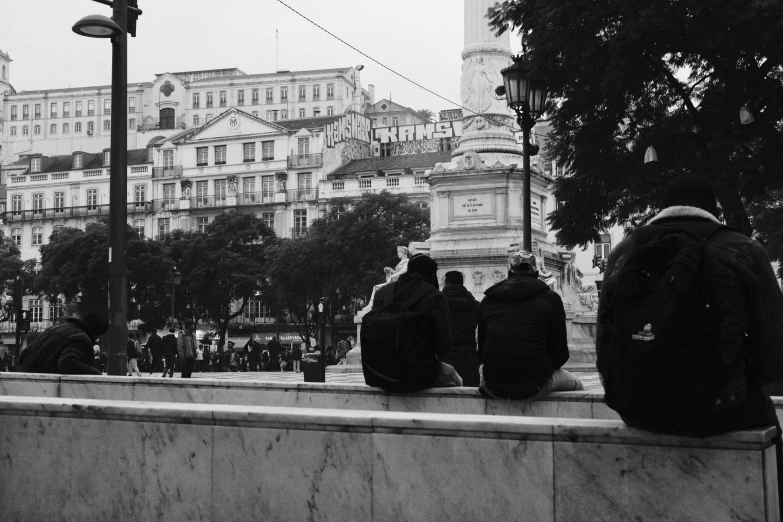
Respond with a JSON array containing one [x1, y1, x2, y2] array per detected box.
[[361, 282, 436, 388], [598, 221, 731, 422]]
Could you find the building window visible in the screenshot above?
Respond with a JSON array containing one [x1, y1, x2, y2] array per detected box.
[[380, 143, 392, 157], [313, 85, 320, 100], [31, 158, 41, 172], [392, 117, 399, 126], [135, 185, 146, 206], [12, 195, 22, 215], [193, 115, 200, 127], [63, 123, 69, 133], [297, 137, 310, 156], [10, 127, 16, 136], [206, 113, 213, 123], [298, 173, 312, 192], [50, 124, 57, 134], [266, 88, 273, 103], [280, 109, 288, 120], [243, 143, 255, 162], [11, 228, 22, 247], [215, 179, 226, 203], [327, 84, 334, 99], [595, 234, 612, 260], [196, 147, 208, 166], [219, 91, 227, 107], [382, 117, 388, 125], [160, 150, 173, 169], [294, 209, 307, 235], [163, 183, 175, 205], [206, 92, 213, 108], [158, 218, 170, 237], [242, 177, 255, 200], [299, 86, 306, 101], [87, 121, 94, 134], [50, 102, 58, 118], [73, 123, 79, 133], [63, 102, 70, 117], [103, 120, 110, 131], [133, 219, 145, 238], [252, 89, 259, 104], [214, 145, 226, 165], [33, 193, 43, 214], [32, 227, 43, 246], [196, 181, 208, 205], [54, 192, 64, 212], [281, 87, 288, 102], [10, 105, 16, 120], [266, 110, 278, 121], [313, 108, 321, 117], [29, 299, 43, 323], [74, 153, 83, 168], [34, 104, 42, 119], [87, 189, 98, 210], [22, 105, 29, 119], [262, 212, 274, 229], [75, 101, 82, 116], [299, 108, 305, 118], [129, 118, 136, 129], [88, 100, 95, 116], [237, 90, 245, 106], [104, 99, 111, 115], [262, 175, 274, 199], [192, 93, 201, 109], [197, 217, 209, 233], [252, 111, 258, 117], [104, 150, 111, 166], [262, 141, 274, 161], [128, 97, 135, 113], [22, 126, 28, 135], [327, 106, 334, 116]]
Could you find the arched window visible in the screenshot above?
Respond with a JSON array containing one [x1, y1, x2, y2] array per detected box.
[[159, 108, 175, 130], [133, 219, 145, 238]]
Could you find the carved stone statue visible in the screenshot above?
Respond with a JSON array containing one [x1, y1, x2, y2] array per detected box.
[[564, 263, 599, 312], [362, 246, 411, 312], [226, 174, 239, 197]]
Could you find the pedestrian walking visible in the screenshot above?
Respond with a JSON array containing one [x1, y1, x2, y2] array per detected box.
[[126, 333, 142, 377], [161, 327, 178, 377]]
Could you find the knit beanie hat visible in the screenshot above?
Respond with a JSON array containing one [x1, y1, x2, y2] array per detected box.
[[407, 254, 439, 289], [508, 250, 537, 275]]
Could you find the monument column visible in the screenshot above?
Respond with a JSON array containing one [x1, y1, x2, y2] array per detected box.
[[454, 0, 522, 165]]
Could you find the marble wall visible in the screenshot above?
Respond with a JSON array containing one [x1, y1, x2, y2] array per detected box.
[[0, 396, 777, 522]]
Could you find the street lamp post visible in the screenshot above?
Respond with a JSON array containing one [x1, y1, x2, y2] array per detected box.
[[73, 0, 141, 375], [170, 270, 181, 328], [500, 56, 548, 252]]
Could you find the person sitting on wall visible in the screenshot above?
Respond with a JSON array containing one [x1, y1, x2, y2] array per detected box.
[[440, 271, 481, 387], [19, 313, 109, 375], [478, 250, 584, 400]]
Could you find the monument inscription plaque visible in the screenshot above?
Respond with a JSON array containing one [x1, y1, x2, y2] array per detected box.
[[452, 193, 493, 218]]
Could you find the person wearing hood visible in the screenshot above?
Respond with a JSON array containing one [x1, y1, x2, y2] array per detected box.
[[19, 313, 110, 375], [440, 271, 481, 386], [478, 251, 583, 399]]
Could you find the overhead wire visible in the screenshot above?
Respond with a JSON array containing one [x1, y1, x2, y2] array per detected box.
[[275, 0, 550, 141]]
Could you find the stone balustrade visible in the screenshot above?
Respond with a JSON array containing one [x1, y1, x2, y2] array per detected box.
[[0, 394, 777, 521]]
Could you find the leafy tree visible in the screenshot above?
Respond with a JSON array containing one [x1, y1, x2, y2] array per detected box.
[[166, 212, 275, 349], [418, 109, 435, 122], [488, 0, 783, 249], [0, 230, 24, 289]]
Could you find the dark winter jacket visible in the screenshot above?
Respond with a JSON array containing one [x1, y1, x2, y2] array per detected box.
[[161, 333, 178, 356], [478, 274, 569, 397], [126, 339, 140, 359], [442, 283, 480, 350], [598, 206, 783, 434], [19, 316, 102, 375], [365, 272, 452, 392], [147, 332, 163, 359]]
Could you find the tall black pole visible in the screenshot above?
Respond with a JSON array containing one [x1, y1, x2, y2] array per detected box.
[[521, 111, 532, 252], [106, 0, 129, 375]]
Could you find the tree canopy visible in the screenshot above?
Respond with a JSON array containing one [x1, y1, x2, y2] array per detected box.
[[488, 0, 783, 249]]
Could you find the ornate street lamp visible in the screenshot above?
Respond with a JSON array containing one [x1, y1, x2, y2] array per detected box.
[[500, 55, 548, 252], [72, 0, 141, 376]]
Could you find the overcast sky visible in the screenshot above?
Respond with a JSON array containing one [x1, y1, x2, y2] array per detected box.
[[2, 0, 522, 113]]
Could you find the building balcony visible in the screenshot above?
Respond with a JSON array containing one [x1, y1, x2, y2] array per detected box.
[[238, 192, 275, 206], [190, 196, 228, 209], [286, 188, 318, 202], [153, 198, 180, 211], [290, 227, 308, 239], [287, 153, 323, 168], [152, 166, 183, 179]]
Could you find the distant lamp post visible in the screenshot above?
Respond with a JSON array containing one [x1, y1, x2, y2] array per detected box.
[[170, 270, 181, 328], [644, 146, 659, 164], [500, 55, 548, 252], [72, 0, 142, 376]]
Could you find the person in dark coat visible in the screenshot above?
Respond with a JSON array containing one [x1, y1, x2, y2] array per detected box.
[[440, 271, 481, 387], [478, 250, 583, 400], [19, 313, 109, 375], [146, 330, 163, 375], [365, 254, 463, 392], [267, 336, 282, 372], [161, 327, 178, 377]]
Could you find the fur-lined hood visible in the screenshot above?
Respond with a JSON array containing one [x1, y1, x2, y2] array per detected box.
[[647, 205, 721, 225]]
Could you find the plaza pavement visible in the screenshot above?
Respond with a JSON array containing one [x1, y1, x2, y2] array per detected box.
[[181, 369, 605, 392]]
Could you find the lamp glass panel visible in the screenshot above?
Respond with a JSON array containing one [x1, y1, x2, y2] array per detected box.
[[81, 25, 116, 37]]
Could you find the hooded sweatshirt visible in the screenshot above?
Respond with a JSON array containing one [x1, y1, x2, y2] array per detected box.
[[442, 283, 480, 350], [478, 274, 569, 390]]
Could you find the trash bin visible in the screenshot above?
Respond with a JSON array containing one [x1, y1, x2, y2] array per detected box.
[[303, 358, 321, 382]]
